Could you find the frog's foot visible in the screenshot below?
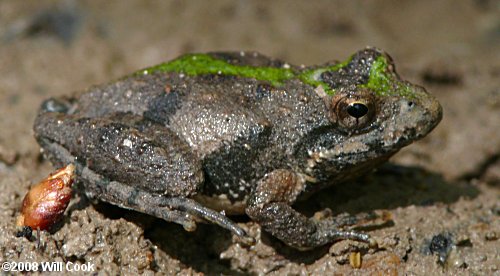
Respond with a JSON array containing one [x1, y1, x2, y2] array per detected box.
[[313, 210, 381, 229], [246, 169, 376, 250], [314, 218, 378, 248]]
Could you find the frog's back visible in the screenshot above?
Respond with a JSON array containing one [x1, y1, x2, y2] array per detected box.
[[68, 52, 327, 200], [72, 52, 325, 150]]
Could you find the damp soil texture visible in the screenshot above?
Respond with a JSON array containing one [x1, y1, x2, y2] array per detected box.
[[0, 1, 499, 275]]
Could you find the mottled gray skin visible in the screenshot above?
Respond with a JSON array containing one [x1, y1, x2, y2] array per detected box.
[[34, 48, 442, 249]]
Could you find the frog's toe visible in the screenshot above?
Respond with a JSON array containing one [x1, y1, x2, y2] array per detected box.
[[171, 197, 250, 238], [368, 237, 379, 248], [235, 235, 256, 246], [326, 211, 379, 227], [311, 213, 383, 248], [163, 211, 197, 232], [323, 229, 373, 244]]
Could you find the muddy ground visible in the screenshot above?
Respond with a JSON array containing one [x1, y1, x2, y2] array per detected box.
[[0, 0, 499, 275]]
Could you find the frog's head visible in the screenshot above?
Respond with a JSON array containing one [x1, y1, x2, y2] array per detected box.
[[303, 48, 442, 181]]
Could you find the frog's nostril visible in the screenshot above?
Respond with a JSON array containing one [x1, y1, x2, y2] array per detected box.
[[41, 98, 70, 113]]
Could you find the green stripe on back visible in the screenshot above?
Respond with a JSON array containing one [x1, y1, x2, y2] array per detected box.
[[137, 53, 416, 98]]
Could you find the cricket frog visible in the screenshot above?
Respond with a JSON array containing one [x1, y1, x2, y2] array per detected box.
[[34, 48, 442, 249]]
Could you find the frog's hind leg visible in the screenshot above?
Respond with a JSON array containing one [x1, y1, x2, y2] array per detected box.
[[37, 134, 254, 244], [34, 112, 254, 245], [78, 165, 254, 244], [35, 135, 195, 229], [246, 169, 377, 250]]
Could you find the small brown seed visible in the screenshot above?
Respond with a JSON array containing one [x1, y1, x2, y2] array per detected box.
[[350, 251, 362, 269], [16, 164, 75, 231]]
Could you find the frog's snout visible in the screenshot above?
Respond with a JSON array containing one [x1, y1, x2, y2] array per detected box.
[[404, 87, 443, 138], [421, 93, 442, 131], [40, 97, 74, 114]]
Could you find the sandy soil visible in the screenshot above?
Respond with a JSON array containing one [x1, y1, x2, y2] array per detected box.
[[0, 0, 499, 275]]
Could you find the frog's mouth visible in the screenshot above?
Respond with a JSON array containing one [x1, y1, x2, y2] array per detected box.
[[304, 131, 413, 183], [306, 134, 403, 169]]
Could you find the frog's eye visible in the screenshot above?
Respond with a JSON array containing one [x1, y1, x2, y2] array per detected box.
[[330, 92, 376, 131], [347, 102, 369, 118]]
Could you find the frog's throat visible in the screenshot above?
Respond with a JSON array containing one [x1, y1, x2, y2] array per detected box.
[[136, 51, 416, 98]]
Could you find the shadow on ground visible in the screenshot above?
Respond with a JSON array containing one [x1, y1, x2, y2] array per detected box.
[[298, 163, 479, 215]]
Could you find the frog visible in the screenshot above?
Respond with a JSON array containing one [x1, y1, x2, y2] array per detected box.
[[33, 47, 442, 250]]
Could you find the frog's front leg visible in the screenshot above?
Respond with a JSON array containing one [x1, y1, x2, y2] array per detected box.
[[246, 169, 376, 250]]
